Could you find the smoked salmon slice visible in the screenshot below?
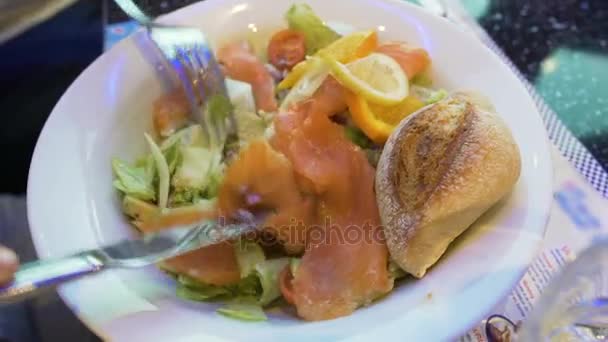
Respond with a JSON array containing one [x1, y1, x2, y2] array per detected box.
[[217, 41, 278, 112], [307, 76, 347, 118], [376, 42, 431, 80], [161, 242, 241, 286], [218, 140, 314, 254], [153, 89, 190, 137], [273, 105, 393, 321]]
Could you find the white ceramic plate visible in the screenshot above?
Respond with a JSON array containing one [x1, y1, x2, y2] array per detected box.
[[27, 0, 552, 340]]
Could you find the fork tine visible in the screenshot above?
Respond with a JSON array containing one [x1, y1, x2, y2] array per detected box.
[[183, 45, 237, 148], [187, 48, 224, 146], [143, 21, 235, 148], [173, 50, 213, 146], [204, 52, 238, 138]]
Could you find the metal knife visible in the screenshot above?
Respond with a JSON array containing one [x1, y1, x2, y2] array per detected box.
[[0, 217, 259, 303]]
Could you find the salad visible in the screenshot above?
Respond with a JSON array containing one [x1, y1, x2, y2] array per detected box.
[[112, 3, 446, 322]]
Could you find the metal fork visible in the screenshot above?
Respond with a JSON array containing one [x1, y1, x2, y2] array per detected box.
[[114, 0, 235, 148]]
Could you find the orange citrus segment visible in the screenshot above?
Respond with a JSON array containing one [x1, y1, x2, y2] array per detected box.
[[345, 91, 425, 144], [278, 30, 378, 90], [368, 95, 424, 126]]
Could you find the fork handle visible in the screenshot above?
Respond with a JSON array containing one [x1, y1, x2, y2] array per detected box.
[[0, 252, 104, 304]]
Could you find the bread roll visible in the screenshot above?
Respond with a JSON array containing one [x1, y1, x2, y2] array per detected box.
[[375, 92, 521, 278]]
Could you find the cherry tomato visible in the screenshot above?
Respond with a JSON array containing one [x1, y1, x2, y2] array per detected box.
[[267, 29, 306, 71]]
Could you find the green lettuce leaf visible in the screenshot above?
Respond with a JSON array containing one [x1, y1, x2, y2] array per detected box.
[[217, 303, 267, 322], [255, 258, 290, 306], [411, 85, 448, 105], [121, 195, 158, 224], [176, 283, 230, 301], [205, 94, 234, 149], [233, 110, 268, 147], [169, 188, 204, 207], [159, 123, 226, 206], [411, 71, 433, 87], [233, 273, 263, 297], [286, 3, 340, 54], [205, 169, 223, 198], [112, 159, 156, 201], [425, 89, 448, 104], [344, 125, 372, 149], [175, 273, 262, 302], [169, 144, 224, 206], [233, 241, 288, 306], [364, 148, 382, 168], [207, 94, 233, 125], [234, 240, 266, 279]]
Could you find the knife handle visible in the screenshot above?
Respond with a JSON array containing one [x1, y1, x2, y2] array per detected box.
[[0, 252, 104, 303]]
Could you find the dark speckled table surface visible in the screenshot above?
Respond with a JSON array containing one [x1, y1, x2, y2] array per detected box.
[[467, 0, 608, 171]]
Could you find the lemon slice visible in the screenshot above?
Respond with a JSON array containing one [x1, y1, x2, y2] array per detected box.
[[325, 52, 409, 106], [278, 30, 377, 90], [279, 57, 328, 111]]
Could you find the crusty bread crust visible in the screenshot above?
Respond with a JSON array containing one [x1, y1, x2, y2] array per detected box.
[[375, 92, 521, 278]]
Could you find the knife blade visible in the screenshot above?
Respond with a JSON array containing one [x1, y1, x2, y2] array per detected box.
[[0, 216, 260, 303]]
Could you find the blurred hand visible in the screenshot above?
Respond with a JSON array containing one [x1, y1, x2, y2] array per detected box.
[[0, 245, 18, 285]]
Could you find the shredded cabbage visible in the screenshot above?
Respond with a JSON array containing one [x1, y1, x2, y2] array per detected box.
[[162, 142, 181, 175], [226, 78, 269, 146], [172, 147, 217, 190], [144, 133, 170, 210], [225, 78, 256, 113], [152, 123, 226, 207]]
